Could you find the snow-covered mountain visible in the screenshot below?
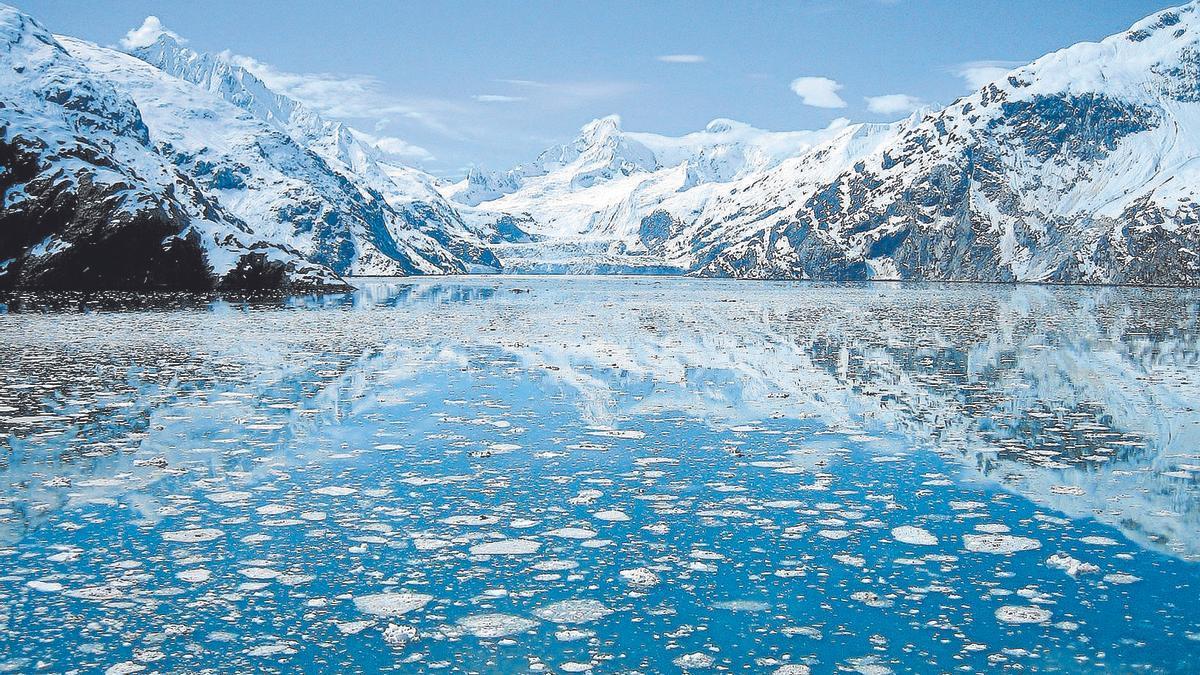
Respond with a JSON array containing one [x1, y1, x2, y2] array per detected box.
[[0, 6, 344, 291], [0, 4, 500, 291], [460, 3, 1200, 284], [129, 32, 499, 275]]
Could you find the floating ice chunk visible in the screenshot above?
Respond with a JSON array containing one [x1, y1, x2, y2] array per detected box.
[[773, 666, 811, 675], [587, 429, 646, 440], [354, 592, 434, 617], [763, 500, 805, 509], [995, 605, 1052, 624], [278, 573, 314, 586], [714, 600, 771, 612], [544, 527, 597, 539], [381, 623, 418, 646], [593, 510, 630, 522], [176, 569, 211, 583], [336, 620, 374, 635], [1045, 553, 1099, 576], [414, 538, 454, 551], [162, 528, 223, 543], [818, 529, 851, 540], [850, 591, 893, 608], [963, 534, 1041, 554], [206, 491, 250, 504], [239, 567, 279, 580], [26, 580, 63, 592], [246, 643, 296, 656], [619, 567, 660, 587], [64, 585, 124, 601], [533, 599, 614, 624], [555, 629, 595, 641], [891, 526, 937, 546], [457, 613, 540, 638], [104, 662, 146, 675], [470, 539, 541, 555], [443, 515, 501, 526], [1103, 573, 1141, 585], [674, 652, 715, 669], [533, 560, 578, 571], [313, 486, 357, 496], [1080, 536, 1119, 546]]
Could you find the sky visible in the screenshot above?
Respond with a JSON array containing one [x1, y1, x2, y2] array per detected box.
[[23, 0, 1175, 177]]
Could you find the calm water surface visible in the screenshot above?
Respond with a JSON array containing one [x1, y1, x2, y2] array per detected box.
[[0, 277, 1198, 673]]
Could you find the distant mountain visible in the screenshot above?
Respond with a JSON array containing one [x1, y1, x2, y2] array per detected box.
[[461, 2, 1200, 285]]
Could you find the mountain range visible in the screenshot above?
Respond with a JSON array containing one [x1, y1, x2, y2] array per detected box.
[[2, 2, 1199, 289]]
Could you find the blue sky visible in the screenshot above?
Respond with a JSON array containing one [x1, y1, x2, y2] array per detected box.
[[25, 0, 1173, 176]]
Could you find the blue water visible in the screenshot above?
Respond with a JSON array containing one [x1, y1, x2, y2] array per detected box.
[[0, 277, 1197, 673]]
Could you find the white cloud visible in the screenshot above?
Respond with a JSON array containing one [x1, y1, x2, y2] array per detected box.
[[371, 136, 435, 161], [348, 129, 434, 162], [954, 60, 1023, 90], [789, 76, 847, 109], [657, 54, 706, 64], [120, 16, 183, 50], [865, 93, 924, 115], [494, 78, 642, 109], [225, 53, 466, 138], [473, 94, 526, 103]]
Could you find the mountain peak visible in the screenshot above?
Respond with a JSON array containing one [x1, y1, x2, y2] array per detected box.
[[119, 15, 184, 51], [704, 118, 750, 134], [579, 114, 623, 143]]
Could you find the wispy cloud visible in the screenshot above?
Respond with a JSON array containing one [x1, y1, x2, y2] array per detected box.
[[120, 16, 184, 50], [789, 76, 847, 109], [953, 60, 1024, 90], [473, 94, 526, 103], [657, 54, 706, 64], [225, 53, 468, 139], [349, 129, 434, 161], [865, 93, 924, 115], [497, 78, 642, 108]]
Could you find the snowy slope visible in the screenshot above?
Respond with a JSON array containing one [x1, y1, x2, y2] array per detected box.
[[462, 3, 1200, 284], [0, 6, 345, 291]]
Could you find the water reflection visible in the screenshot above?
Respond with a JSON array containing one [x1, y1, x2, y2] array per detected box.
[[0, 277, 1198, 672]]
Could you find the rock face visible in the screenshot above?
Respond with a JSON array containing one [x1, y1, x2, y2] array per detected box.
[[457, 3, 1200, 285]]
